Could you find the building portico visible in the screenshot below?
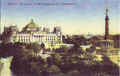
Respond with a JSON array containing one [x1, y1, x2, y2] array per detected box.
[[100, 40, 114, 49]]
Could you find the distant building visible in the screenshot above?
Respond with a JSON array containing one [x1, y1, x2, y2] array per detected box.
[[43, 28, 49, 33], [2, 19, 63, 48], [96, 9, 119, 55], [4, 25, 19, 34], [84, 33, 93, 39]]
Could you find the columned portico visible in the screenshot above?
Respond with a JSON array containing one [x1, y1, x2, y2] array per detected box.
[[101, 40, 114, 49]]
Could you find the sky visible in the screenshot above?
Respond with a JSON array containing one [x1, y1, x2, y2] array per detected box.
[[1, 0, 119, 35]]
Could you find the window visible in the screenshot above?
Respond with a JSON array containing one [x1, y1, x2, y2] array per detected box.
[[27, 28, 31, 30], [33, 28, 37, 30], [13, 31, 16, 33]]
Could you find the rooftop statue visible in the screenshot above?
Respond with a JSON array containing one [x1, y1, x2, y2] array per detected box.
[[105, 8, 108, 16]]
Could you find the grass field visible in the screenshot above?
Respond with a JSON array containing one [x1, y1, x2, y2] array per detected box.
[[96, 54, 120, 66]]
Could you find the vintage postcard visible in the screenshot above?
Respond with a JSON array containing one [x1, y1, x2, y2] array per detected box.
[[0, 0, 119, 76]]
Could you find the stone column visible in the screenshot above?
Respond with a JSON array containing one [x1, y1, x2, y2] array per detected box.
[[36, 36, 37, 42], [34, 36, 35, 42], [108, 43, 109, 48], [37, 35, 39, 42], [105, 43, 107, 48], [35, 36, 36, 42], [111, 43, 112, 47], [33, 36, 34, 42], [24, 38, 26, 42], [40, 36, 41, 42], [107, 43, 108, 48], [38, 36, 39, 42]]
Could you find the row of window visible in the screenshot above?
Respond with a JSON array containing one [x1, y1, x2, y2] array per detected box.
[[46, 36, 56, 39], [18, 36, 56, 39], [33, 36, 44, 38], [19, 36, 30, 38], [18, 39, 30, 42], [27, 28, 37, 30], [46, 39, 56, 41], [32, 36, 56, 40]]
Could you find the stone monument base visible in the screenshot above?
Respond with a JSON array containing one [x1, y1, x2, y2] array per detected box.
[[96, 48, 119, 56], [96, 40, 119, 56]]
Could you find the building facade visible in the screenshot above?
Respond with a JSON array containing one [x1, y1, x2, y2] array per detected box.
[[3, 19, 62, 47]]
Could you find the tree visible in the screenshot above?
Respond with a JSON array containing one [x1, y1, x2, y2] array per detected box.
[[67, 70, 79, 76], [46, 65, 61, 75], [101, 54, 111, 62], [26, 42, 42, 55], [32, 42, 42, 55], [65, 36, 73, 44], [90, 45, 96, 50], [74, 35, 86, 45], [41, 42, 45, 49], [76, 48, 83, 54], [101, 55, 119, 75], [55, 45, 69, 53], [86, 48, 92, 52], [74, 41, 80, 48], [26, 43, 33, 50]]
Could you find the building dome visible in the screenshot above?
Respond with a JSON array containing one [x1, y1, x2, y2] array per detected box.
[[25, 19, 39, 28]]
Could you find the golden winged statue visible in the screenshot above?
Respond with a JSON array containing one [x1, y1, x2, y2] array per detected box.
[[104, 8, 108, 15]]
